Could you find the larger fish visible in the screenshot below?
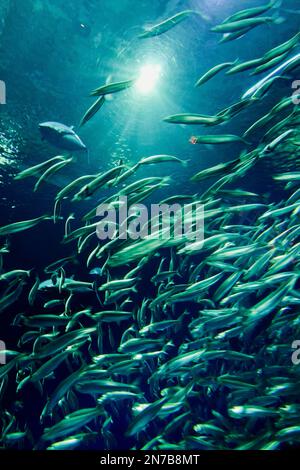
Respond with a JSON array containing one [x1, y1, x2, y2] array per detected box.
[[39, 122, 87, 151]]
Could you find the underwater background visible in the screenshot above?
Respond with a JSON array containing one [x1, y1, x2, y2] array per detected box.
[[0, 0, 300, 450]]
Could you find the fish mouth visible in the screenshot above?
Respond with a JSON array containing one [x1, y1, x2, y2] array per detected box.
[[38, 122, 51, 129]]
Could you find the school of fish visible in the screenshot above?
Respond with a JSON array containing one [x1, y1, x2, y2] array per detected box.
[[1, 1, 300, 450]]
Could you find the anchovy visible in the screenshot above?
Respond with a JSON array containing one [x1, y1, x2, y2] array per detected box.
[[90, 79, 135, 97], [195, 61, 237, 87], [0, 215, 52, 237], [138, 10, 207, 39]]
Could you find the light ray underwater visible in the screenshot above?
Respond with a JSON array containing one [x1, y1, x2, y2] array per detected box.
[[0, 0, 300, 453]]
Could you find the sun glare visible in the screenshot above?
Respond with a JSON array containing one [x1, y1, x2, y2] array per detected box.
[[135, 63, 162, 94]]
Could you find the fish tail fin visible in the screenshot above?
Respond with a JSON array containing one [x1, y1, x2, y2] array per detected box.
[[93, 280, 102, 305], [195, 10, 211, 22], [16, 375, 30, 393], [230, 58, 240, 68], [219, 34, 228, 44], [28, 268, 38, 280], [46, 213, 62, 223], [243, 128, 251, 138], [53, 199, 61, 224], [272, 0, 282, 9], [12, 313, 24, 326], [272, 13, 285, 25]]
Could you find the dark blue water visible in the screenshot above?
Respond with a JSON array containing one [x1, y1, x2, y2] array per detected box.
[[0, 0, 300, 451]]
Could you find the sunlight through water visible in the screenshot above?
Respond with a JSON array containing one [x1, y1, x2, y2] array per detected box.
[[135, 63, 162, 94]]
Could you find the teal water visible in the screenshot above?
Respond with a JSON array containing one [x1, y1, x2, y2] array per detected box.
[[0, 0, 300, 451]]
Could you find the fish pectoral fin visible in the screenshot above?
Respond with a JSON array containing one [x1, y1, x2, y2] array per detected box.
[[33, 380, 43, 395]]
